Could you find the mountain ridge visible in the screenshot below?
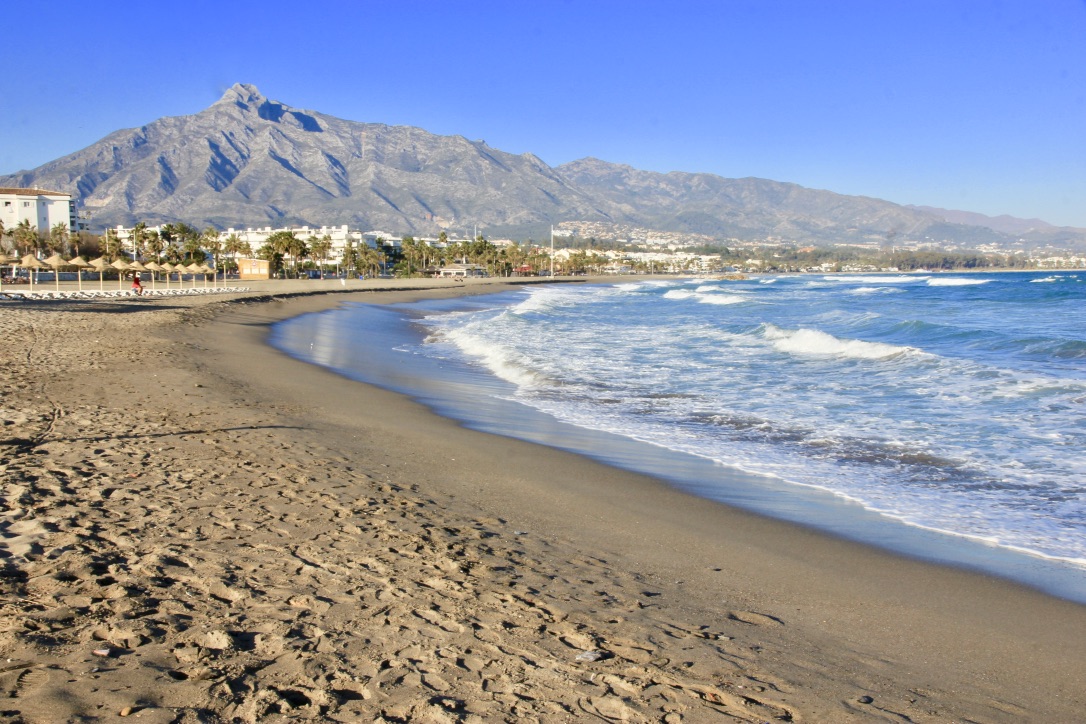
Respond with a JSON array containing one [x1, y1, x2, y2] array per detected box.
[[3, 83, 1083, 250]]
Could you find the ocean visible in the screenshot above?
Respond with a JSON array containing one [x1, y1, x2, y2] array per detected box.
[[270, 271, 1086, 603]]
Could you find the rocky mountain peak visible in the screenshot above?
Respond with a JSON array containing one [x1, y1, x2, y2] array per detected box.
[[216, 82, 268, 110]]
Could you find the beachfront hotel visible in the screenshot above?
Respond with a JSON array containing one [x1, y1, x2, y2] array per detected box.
[[0, 187, 81, 236]]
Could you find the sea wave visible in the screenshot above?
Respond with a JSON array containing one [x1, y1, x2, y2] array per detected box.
[[762, 324, 916, 360], [927, 277, 992, 286], [822, 275, 929, 284], [849, 286, 904, 295], [698, 293, 748, 305], [441, 326, 546, 388]]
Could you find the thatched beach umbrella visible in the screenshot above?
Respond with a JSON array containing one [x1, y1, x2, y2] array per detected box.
[[88, 257, 110, 290], [111, 258, 131, 290], [0, 252, 16, 291], [68, 256, 91, 291], [159, 262, 175, 288], [42, 253, 69, 292], [20, 255, 45, 292], [143, 261, 164, 291], [186, 263, 202, 288]]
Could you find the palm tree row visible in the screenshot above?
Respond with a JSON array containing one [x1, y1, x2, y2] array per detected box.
[[3, 219, 581, 280], [393, 233, 557, 278]]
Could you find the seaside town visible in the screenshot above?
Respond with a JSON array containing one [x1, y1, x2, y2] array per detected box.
[[2, 188, 1084, 290]]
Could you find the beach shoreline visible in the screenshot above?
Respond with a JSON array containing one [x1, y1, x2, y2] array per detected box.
[[2, 279, 1085, 722]]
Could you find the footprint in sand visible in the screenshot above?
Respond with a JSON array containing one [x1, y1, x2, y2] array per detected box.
[[13, 665, 49, 698], [727, 610, 785, 627]]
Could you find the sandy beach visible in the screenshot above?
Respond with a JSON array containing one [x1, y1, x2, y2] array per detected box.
[[2, 278, 1085, 723]]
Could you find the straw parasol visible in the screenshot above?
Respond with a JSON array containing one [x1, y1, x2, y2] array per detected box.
[[111, 258, 131, 290], [20, 255, 45, 293], [143, 261, 164, 291], [0, 252, 17, 291], [68, 256, 91, 291], [186, 263, 202, 288], [41, 253, 69, 292], [88, 257, 110, 290], [158, 262, 174, 288]]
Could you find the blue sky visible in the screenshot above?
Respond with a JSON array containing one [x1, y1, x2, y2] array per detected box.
[[3, 0, 1084, 226]]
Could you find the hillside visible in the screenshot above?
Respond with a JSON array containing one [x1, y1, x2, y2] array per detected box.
[[3, 83, 1082, 250]]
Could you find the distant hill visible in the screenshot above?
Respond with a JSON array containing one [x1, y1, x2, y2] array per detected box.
[[908, 206, 1056, 235], [3, 83, 1084, 251]]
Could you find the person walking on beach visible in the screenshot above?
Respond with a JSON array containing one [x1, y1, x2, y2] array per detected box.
[[132, 272, 143, 296]]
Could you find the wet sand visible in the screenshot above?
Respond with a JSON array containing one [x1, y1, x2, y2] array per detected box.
[[2, 278, 1085, 722]]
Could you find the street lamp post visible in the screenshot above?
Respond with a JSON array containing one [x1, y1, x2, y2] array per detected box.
[[550, 225, 554, 278]]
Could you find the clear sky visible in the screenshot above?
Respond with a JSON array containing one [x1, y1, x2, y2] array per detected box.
[[3, 0, 1084, 227]]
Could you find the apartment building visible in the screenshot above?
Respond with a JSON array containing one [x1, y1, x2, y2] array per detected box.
[[0, 187, 77, 236]]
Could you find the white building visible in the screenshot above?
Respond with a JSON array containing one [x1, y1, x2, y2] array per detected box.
[[111, 223, 389, 263], [0, 187, 78, 239]]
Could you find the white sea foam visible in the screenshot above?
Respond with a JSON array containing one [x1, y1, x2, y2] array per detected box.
[[762, 325, 915, 360], [823, 275, 929, 284], [663, 289, 698, 300], [849, 286, 903, 295], [927, 277, 991, 286], [442, 326, 544, 388], [698, 293, 748, 305]]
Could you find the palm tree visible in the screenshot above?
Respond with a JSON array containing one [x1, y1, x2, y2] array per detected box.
[[131, 221, 147, 261], [49, 223, 70, 255], [146, 230, 164, 261], [363, 244, 385, 277], [101, 228, 122, 261], [264, 230, 304, 276], [286, 234, 308, 276], [181, 234, 206, 264], [12, 220, 39, 255], [340, 240, 360, 278], [222, 233, 250, 275], [309, 234, 332, 278], [202, 227, 223, 274]]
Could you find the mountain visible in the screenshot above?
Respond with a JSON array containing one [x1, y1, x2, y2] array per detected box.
[[1, 84, 611, 234], [558, 158, 941, 241], [907, 206, 1056, 235], [3, 83, 1083, 250]]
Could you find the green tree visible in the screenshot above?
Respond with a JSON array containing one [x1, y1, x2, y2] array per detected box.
[[181, 234, 206, 264], [12, 220, 39, 255], [131, 221, 147, 261], [222, 233, 250, 274], [202, 227, 223, 273], [285, 234, 308, 276], [397, 236, 423, 277], [264, 231, 302, 276], [48, 223, 70, 255], [256, 244, 284, 277], [340, 240, 360, 278], [146, 230, 164, 261], [101, 228, 122, 260], [309, 235, 333, 278]]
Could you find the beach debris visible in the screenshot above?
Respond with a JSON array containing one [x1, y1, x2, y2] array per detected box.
[[575, 650, 604, 662], [92, 648, 112, 657], [857, 695, 874, 704]]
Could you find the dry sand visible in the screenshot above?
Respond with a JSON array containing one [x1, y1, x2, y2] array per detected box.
[[2, 278, 1085, 723]]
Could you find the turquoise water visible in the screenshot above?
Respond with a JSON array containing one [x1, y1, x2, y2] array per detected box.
[[271, 272, 1086, 602]]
